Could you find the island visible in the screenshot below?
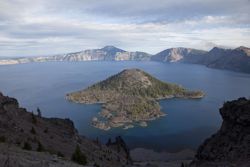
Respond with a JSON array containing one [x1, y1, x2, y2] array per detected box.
[[66, 69, 204, 130]]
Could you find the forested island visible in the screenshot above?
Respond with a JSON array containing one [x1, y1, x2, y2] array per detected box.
[[66, 69, 204, 130]]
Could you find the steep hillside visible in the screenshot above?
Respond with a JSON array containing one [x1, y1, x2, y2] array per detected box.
[[151, 47, 207, 63], [205, 47, 250, 73], [152, 46, 250, 74], [0, 92, 131, 167]]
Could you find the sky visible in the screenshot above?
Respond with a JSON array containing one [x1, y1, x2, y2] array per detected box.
[[0, 0, 249, 57]]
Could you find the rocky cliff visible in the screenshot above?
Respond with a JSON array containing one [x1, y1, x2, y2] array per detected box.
[[0, 46, 152, 65], [0, 92, 132, 167], [1, 45, 249, 74], [151, 47, 207, 63], [190, 97, 250, 167], [204, 46, 250, 73], [151, 46, 250, 74]]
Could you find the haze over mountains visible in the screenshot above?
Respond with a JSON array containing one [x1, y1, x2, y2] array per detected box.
[[0, 45, 250, 74]]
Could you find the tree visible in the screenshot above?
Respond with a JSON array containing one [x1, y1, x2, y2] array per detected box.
[[31, 112, 37, 124], [30, 127, 36, 134], [37, 141, 45, 152], [23, 142, 32, 150], [37, 107, 41, 117], [71, 145, 87, 165], [0, 136, 6, 143]]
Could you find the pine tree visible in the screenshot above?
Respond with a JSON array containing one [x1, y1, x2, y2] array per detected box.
[[71, 145, 87, 165], [37, 107, 41, 117]]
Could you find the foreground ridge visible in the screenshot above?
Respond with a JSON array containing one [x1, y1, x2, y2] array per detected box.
[[189, 97, 250, 167], [0, 92, 132, 167]]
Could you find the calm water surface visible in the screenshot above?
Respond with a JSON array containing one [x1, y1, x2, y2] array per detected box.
[[0, 61, 250, 151]]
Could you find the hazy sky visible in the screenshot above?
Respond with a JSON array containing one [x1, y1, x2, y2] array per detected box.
[[0, 0, 249, 57]]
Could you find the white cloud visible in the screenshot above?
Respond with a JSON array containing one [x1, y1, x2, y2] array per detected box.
[[0, 0, 249, 56]]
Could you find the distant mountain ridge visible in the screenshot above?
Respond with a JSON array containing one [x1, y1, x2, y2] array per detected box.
[[151, 46, 250, 74], [0, 45, 250, 74], [0, 46, 152, 65], [151, 47, 207, 63]]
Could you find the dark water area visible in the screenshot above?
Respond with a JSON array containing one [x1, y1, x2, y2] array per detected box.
[[0, 61, 250, 151]]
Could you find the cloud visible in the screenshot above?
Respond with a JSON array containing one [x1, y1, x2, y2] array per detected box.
[[0, 0, 249, 57]]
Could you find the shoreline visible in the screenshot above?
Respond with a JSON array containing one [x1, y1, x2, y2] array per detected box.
[[66, 93, 204, 131]]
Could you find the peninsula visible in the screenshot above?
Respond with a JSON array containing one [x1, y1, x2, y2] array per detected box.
[[66, 69, 204, 130]]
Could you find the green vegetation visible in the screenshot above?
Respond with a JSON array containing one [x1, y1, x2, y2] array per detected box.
[[30, 127, 36, 134], [31, 112, 37, 124], [37, 141, 45, 152], [44, 127, 48, 133], [0, 136, 6, 143], [37, 107, 41, 117], [94, 163, 100, 167], [57, 151, 65, 157], [23, 142, 32, 150], [71, 145, 87, 165]]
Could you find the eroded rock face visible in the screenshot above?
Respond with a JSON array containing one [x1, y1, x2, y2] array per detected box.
[[191, 97, 250, 167]]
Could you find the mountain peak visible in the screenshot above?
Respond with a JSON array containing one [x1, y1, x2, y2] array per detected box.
[[236, 46, 250, 56], [101, 46, 125, 52], [209, 47, 228, 54], [237, 46, 249, 50]]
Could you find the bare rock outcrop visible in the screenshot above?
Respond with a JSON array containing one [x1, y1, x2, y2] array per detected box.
[[190, 97, 250, 167]]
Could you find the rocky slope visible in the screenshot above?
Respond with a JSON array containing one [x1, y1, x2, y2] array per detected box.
[[151, 47, 207, 63], [202, 46, 250, 73], [0, 143, 87, 167], [0, 92, 131, 167], [190, 97, 250, 167], [66, 68, 204, 130], [0, 46, 152, 65]]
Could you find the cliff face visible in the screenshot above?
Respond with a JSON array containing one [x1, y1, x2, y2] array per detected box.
[[151, 47, 207, 63], [0, 92, 131, 167], [151, 46, 250, 74], [191, 97, 250, 167], [0, 46, 152, 65], [198, 47, 250, 74]]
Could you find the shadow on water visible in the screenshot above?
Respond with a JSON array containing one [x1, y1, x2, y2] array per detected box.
[[124, 126, 218, 152]]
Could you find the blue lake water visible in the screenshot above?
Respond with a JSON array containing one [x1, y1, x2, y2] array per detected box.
[[0, 61, 250, 151]]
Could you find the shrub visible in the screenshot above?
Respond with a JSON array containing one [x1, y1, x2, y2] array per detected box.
[[71, 145, 87, 165], [37, 141, 45, 152], [94, 163, 100, 167], [37, 107, 42, 117], [0, 136, 6, 143], [30, 127, 36, 134], [31, 112, 37, 124], [23, 142, 32, 150], [57, 151, 65, 157], [44, 127, 48, 133]]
